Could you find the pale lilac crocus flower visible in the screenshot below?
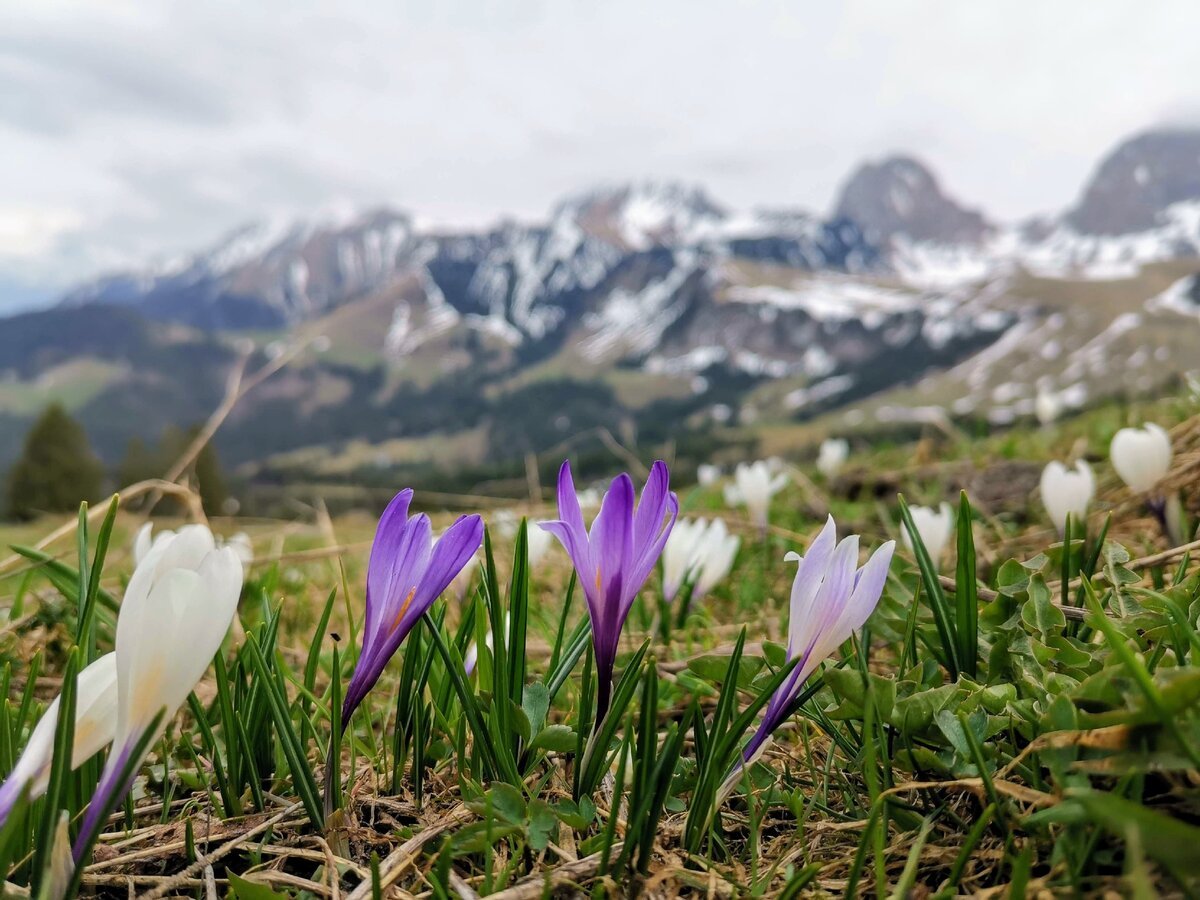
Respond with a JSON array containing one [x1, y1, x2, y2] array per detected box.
[[540, 460, 678, 724], [742, 517, 894, 764]]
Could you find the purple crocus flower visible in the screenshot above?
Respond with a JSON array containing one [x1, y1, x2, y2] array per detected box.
[[742, 516, 894, 764], [540, 460, 678, 724], [341, 489, 484, 725]]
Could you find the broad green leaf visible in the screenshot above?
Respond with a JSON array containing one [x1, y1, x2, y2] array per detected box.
[[1021, 576, 1065, 637], [529, 724, 576, 754], [521, 682, 550, 737]]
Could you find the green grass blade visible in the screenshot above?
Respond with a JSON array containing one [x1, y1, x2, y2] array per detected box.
[[898, 495, 960, 678], [955, 491, 978, 680]]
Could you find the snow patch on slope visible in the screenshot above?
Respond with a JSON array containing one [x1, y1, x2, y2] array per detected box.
[[895, 200, 1200, 288], [580, 251, 699, 361], [1147, 274, 1200, 319]]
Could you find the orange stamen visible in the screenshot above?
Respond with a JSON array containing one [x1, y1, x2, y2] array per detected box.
[[595, 566, 602, 593], [390, 586, 417, 633]]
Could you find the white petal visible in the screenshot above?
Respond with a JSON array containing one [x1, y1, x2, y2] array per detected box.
[[14, 653, 118, 799], [115, 545, 241, 748], [1040, 460, 1094, 534], [1111, 424, 1172, 493]]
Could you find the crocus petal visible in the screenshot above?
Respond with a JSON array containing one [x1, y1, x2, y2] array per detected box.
[[591, 474, 635, 642], [344, 510, 483, 723], [786, 517, 838, 658], [405, 514, 485, 630], [632, 461, 670, 552], [742, 522, 894, 765], [76, 534, 242, 864], [629, 491, 679, 606], [798, 535, 860, 660], [364, 490, 420, 640], [115, 547, 242, 750], [1040, 460, 1094, 534], [556, 461, 589, 547], [132, 523, 154, 567], [540, 521, 593, 591], [0, 654, 118, 828], [811, 539, 895, 666], [74, 733, 140, 862], [527, 525, 554, 568]]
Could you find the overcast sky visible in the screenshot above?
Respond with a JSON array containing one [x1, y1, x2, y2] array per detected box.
[[2, 0, 1199, 309]]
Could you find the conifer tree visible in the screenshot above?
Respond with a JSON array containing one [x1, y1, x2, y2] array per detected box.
[[6, 403, 103, 520]]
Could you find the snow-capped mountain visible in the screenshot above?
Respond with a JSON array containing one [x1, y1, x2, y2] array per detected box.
[[6, 125, 1200, 480], [61, 208, 419, 329], [892, 128, 1200, 286]]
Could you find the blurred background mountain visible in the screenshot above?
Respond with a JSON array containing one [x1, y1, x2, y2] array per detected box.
[[3, 3, 1199, 515]]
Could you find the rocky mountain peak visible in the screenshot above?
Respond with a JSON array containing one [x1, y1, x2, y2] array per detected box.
[[833, 155, 992, 246], [551, 181, 727, 249], [1065, 128, 1200, 235]]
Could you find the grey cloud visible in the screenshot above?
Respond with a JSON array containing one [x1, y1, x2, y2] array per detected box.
[[0, 28, 232, 136], [4, 0, 1200, 304]]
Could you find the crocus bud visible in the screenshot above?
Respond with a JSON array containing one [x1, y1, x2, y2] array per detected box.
[[1040, 460, 1095, 535], [724, 461, 788, 533], [1110, 423, 1172, 494], [901, 503, 954, 564], [816, 439, 849, 480]]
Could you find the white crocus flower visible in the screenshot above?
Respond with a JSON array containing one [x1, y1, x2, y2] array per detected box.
[[816, 439, 849, 480], [690, 518, 740, 601], [901, 503, 954, 564], [1110, 423, 1173, 494], [75, 525, 243, 857], [662, 519, 705, 604], [1040, 461, 1095, 535], [696, 464, 722, 487], [0, 654, 118, 827], [135, 523, 253, 572], [1035, 389, 1062, 426], [132, 522, 169, 567], [724, 461, 789, 533]]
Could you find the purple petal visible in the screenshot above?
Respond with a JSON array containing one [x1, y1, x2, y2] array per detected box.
[[367, 513, 433, 643], [539, 517, 589, 577], [628, 490, 679, 611], [590, 474, 635, 646], [0, 776, 23, 830], [540, 520, 601, 613], [406, 514, 485, 628], [744, 661, 806, 762], [365, 490, 424, 640], [632, 461, 670, 551], [74, 734, 140, 862], [556, 460, 588, 541], [345, 513, 483, 724], [796, 535, 859, 661]]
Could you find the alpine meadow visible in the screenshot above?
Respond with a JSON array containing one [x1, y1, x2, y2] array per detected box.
[[5, 3, 1200, 898]]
